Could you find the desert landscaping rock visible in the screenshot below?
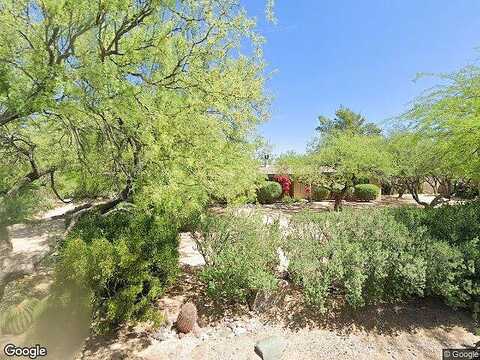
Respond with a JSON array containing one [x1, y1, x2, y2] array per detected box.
[[254, 336, 286, 360]]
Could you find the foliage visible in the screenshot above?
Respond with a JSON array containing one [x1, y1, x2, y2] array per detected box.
[[280, 133, 392, 210], [0, 298, 41, 335], [391, 203, 480, 312], [273, 175, 292, 195], [53, 210, 179, 334], [0, 0, 269, 216], [257, 181, 282, 204], [353, 184, 380, 201], [387, 131, 457, 207], [0, 184, 53, 227], [392, 202, 480, 246], [281, 195, 297, 205], [316, 106, 382, 137], [195, 211, 283, 303], [286, 209, 426, 311], [404, 66, 480, 180], [312, 186, 330, 201]]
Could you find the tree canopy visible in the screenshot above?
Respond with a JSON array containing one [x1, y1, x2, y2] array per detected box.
[[316, 106, 382, 137], [0, 0, 269, 223], [278, 133, 392, 210]]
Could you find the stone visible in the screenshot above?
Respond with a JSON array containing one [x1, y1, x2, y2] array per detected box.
[[254, 336, 287, 360], [151, 327, 175, 341], [233, 326, 247, 336], [275, 247, 289, 279]]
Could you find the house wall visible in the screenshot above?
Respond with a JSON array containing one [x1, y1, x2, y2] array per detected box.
[[292, 181, 309, 199]]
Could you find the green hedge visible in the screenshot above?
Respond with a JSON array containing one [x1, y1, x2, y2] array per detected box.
[[257, 181, 282, 204], [354, 184, 380, 201], [312, 186, 330, 201]]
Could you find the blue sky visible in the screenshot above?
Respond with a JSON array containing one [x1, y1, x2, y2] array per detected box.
[[241, 0, 480, 154]]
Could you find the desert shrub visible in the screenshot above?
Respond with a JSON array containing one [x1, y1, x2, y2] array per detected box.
[[392, 201, 480, 245], [392, 203, 480, 313], [195, 211, 283, 303], [53, 210, 179, 333], [257, 181, 282, 204], [285, 209, 426, 311], [0, 186, 53, 227], [454, 182, 479, 199], [353, 184, 380, 201], [312, 186, 330, 201]]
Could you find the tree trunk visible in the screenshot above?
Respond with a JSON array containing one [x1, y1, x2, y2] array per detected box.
[[334, 196, 343, 211]]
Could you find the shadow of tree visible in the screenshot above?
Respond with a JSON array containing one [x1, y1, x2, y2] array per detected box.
[[167, 269, 476, 340]]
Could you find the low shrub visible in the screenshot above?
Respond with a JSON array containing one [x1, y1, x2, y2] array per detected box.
[[286, 210, 426, 311], [195, 211, 283, 303], [392, 201, 480, 246], [353, 184, 380, 201], [282, 195, 296, 205], [312, 186, 330, 201], [53, 210, 179, 333], [257, 181, 282, 204], [391, 203, 480, 313]]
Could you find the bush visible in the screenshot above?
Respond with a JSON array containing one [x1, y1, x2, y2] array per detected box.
[[354, 184, 380, 201], [257, 181, 282, 204], [53, 210, 179, 333], [312, 186, 330, 201], [286, 210, 426, 311], [195, 211, 282, 303], [391, 203, 480, 313], [273, 175, 292, 195]]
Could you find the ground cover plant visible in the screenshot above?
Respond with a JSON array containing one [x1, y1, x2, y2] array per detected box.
[[353, 184, 381, 201]]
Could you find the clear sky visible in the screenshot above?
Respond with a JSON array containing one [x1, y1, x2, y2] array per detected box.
[[241, 0, 480, 154]]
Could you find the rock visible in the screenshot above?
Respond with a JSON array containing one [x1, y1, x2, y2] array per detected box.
[[151, 327, 175, 341], [275, 247, 289, 279], [247, 288, 286, 313], [254, 336, 286, 360], [175, 302, 198, 334], [233, 326, 247, 336]]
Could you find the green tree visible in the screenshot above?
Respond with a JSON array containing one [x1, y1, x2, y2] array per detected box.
[[279, 133, 392, 210], [404, 66, 480, 181], [0, 0, 268, 225], [316, 106, 382, 137]]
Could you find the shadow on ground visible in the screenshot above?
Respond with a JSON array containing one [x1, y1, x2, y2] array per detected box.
[[170, 269, 476, 338]]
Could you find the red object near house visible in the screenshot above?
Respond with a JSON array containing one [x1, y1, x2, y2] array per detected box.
[[273, 175, 292, 195]]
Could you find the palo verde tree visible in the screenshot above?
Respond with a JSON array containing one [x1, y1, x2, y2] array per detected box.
[[389, 64, 480, 207], [404, 65, 480, 182], [387, 131, 464, 207], [279, 133, 392, 210], [0, 0, 269, 226]]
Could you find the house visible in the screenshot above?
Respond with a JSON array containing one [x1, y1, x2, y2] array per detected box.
[[259, 164, 311, 199]]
